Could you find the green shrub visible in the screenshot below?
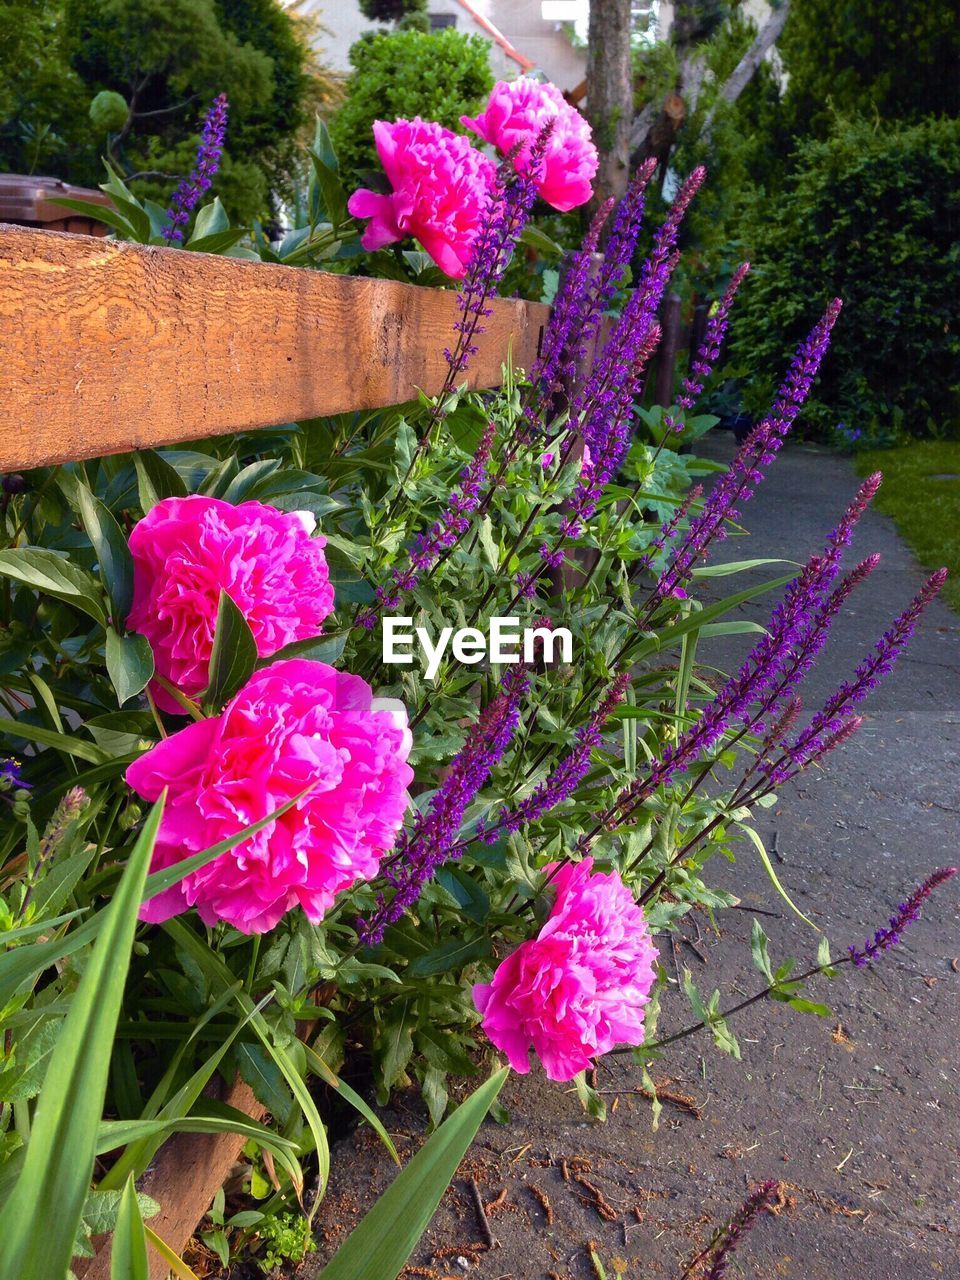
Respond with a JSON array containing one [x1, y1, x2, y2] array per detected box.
[[730, 115, 960, 439], [329, 28, 492, 177]]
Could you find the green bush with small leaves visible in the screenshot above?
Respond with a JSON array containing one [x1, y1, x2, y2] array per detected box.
[[329, 27, 493, 178], [730, 115, 960, 439]]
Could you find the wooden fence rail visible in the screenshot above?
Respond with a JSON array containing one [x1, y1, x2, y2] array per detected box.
[[0, 224, 551, 473]]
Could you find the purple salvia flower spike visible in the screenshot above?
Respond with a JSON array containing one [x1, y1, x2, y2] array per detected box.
[[646, 298, 843, 611], [782, 567, 948, 771], [703, 1180, 781, 1280], [360, 668, 529, 944], [483, 669, 633, 839], [446, 122, 554, 385], [849, 867, 958, 967], [668, 261, 750, 431], [162, 93, 229, 245]]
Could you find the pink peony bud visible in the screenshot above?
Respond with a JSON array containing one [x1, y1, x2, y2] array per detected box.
[[347, 117, 497, 278], [462, 78, 598, 212], [474, 858, 658, 1080], [126, 660, 414, 934]]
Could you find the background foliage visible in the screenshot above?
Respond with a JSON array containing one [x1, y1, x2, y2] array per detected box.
[[0, 0, 330, 225], [328, 27, 493, 178], [729, 115, 960, 439]]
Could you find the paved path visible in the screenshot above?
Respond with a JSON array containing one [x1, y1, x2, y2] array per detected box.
[[311, 440, 960, 1280]]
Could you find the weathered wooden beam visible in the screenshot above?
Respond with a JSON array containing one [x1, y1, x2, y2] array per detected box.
[[0, 224, 550, 473]]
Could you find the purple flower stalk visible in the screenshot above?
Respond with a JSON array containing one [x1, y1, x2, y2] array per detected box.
[[357, 421, 498, 628], [162, 93, 228, 245], [849, 867, 958, 967], [778, 567, 948, 774], [526, 196, 614, 423], [444, 124, 553, 384], [360, 668, 529, 944], [526, 157, 660, 433], [481, 669, 632, 840], [558, 321, 663, 541], [703, 1180, 781, 1280], [571, 168, 706, 455], [646, 298, 843, 612], [677, 263, 750, 412], [665, 262, 750, 433], [636, 484, 703, 573]]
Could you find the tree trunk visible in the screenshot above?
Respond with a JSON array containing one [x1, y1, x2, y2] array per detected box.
[[586, 0, 634, 207]]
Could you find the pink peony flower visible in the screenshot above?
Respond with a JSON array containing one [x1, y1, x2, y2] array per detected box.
[[125, 660, 413, 934], [347, 117, 497, 279], [461, 78, 598, 212], [127, 496, 335, 712], [473, 858, 658, 1080]]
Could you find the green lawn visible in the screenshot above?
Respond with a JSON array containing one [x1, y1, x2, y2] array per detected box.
[[856, 442, 960, 611]]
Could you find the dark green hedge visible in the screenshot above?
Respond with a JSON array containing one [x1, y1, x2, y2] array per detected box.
[[731, 115, 960, 440], [329, 28, 492, 179]]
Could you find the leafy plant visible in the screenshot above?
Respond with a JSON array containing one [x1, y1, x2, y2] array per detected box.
[[731, 115, 960, 439], [328, 27, 493, 177]]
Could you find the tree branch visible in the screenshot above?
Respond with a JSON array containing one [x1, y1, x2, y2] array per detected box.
[[700, 0, 791, 139]]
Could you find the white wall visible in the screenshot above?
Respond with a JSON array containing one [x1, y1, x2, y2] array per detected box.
[[301, 0, 586, 89]]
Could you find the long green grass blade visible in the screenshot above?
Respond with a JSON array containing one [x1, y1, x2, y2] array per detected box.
[[0, 797, 163, 1280], [110, 1176, 149, 1280], [316, 1067, 509, 1280], [162, 919, 330, 1214], [143, 1227, 201, 1280]]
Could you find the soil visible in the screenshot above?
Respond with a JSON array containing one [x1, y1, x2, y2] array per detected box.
[[307, 440, 960, 1280]]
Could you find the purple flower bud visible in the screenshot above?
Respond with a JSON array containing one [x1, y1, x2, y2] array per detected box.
[[162, 94, 229, 245], [849, 867, 958, 967]]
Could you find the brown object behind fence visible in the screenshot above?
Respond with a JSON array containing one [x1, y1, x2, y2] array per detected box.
[[0, 223, 550, 473]]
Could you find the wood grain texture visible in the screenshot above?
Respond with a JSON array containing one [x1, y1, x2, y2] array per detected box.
[[0, 223, 550, 472], [77, 1076, 267, 1280]]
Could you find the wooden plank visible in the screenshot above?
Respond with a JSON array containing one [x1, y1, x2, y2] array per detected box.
[[0, 224, 550, 472]]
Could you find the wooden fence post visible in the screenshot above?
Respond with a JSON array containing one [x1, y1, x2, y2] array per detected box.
[[654, 291, 683, 407]]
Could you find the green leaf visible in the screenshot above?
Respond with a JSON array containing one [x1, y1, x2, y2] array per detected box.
[[75, 484, 134, 623], [316, 1069, 509, 1280], [692, 557, 794, 578], [205, 591, 257, 708], [0, 1017, 61, 1102], [406, 935, 491, 978], [420, 1066, 448, 1129], [264, 631, 347, 667], [133, 450, 188, 511], [378, 1001, 414, 1095], [106, 628, 155, 706], [47, 197, 140, 239], [572, 1070, 607, 1121], [99, 162, 152, 242], [301, 1045, 399, 1166], [787, 996, 833, 1017], [187, 197, 228, 242], [518, 225, 564, 258], [0, 549, 107, 625], [0, 715, 108, 765], [750, 918, 774, 981], [309, 128, 348, 227], [111, 1176, 149, 1280], [0, 796, 163, 1280], [738, 824, 817, 929], [816, 936, 837, 977]]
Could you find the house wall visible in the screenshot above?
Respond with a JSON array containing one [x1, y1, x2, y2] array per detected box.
[[302, 0, 586, 90]]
